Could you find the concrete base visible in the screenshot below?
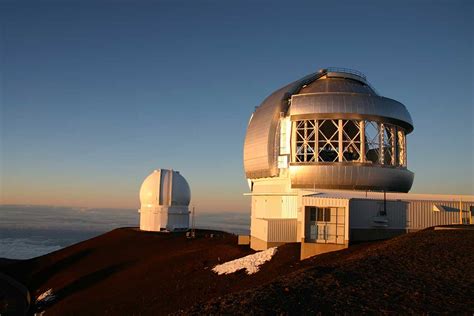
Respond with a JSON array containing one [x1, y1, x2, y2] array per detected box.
[[300, 241, 348, 260], [350, 228, 406, 242], [250, 236, 287, 251], [238, 235, 250, 245]]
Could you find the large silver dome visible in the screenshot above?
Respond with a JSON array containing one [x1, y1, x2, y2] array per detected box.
[[243, 68, 414, 192]]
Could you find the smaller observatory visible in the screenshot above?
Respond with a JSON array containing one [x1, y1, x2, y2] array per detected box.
[[139, 169, 191, 232]]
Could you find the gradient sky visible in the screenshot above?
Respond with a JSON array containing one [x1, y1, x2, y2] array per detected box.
[[1, 0, 473, 212]]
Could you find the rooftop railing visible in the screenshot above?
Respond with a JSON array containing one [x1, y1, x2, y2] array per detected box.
[[321, 67, 367, 80], [320, 67, 380, 95]]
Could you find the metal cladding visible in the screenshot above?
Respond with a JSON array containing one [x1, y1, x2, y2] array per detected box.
[[243, 68, 415, 192], [243, 73, 322, 179], [290, 95, 413, 132], [290, 164, 414, 192]]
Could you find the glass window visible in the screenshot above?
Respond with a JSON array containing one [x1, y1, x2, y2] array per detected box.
[[342, 120, 361, 162], [324, 208, 331, 222], [364, 121, 380, 164], [295, 120, 317, 162], [381, 124, 394, 165], [316, 207, 331, 222], [309, 207, 317, 221], [292, 119, 407, 168], [397, 129, 406, 167], [318, 120, 339, 162]]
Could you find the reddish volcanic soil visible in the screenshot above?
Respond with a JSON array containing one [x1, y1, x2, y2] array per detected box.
[[183, 229, 474, 315], [1, 228, 310, 315], [1, 228, 473, 315]]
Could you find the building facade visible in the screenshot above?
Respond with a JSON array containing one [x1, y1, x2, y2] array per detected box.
[[243, 68, 473, 258]]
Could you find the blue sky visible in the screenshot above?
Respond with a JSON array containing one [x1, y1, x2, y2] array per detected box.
[[1, 0, 473, 211]]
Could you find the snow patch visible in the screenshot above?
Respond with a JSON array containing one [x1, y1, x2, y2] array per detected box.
[[212, 247, 277, 275], [36, 288, 56, 304]]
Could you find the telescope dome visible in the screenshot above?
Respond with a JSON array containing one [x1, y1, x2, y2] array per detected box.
[[139, 169, 191, 207], [243, 67, 414, 192]]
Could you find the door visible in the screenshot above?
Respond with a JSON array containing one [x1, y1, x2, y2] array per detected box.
[[306, 206, 330, 242], [305, 206, 345, 244], [306, 206, 318, 241]]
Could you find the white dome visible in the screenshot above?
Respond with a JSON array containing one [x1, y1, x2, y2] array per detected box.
[[139, 169, 191, 207]]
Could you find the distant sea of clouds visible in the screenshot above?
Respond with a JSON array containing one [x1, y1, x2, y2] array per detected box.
[[0, 205, 250, 260]]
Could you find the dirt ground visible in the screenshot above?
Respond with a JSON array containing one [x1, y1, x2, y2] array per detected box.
[[183, 229, 474, 315], [1, 228, 309, 315], [1, 228, 473, 315]]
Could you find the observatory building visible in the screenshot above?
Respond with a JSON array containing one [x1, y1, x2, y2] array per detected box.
[[243, 68, 474, 257], [139, 169, 191, 232]]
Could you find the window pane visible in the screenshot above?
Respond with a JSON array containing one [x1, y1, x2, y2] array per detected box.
[[309, 207, 316, 221], [295, 120, 317, 162], [318, 120, 339, 162], [317, 208, 324, 221], [381, 124, 393, 165], [342, 120, 361, 162], [324, 208, 331, 222], [365, 121, 380, 164], [397, 129, 406, 166]]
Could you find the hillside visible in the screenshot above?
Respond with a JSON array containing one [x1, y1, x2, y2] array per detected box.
[[1, 228, 308, 315], [1, 228, 473, 315], [184, 228, 474, 315]]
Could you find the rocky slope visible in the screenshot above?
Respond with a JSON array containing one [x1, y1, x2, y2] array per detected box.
[[184, 229, 474, 315], [2, 228, 473, 315]]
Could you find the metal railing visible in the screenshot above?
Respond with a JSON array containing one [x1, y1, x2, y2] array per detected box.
[[322, 67, 367, 80], [322, 67, 380, 95]]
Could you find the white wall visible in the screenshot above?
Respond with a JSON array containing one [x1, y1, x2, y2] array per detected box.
[[139, 206, 189, 232]]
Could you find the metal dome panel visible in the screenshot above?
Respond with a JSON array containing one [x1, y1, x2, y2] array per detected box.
[[299, 78, 377, 95], [243, 72, 323, 178], [290, 164, 414, 192], [290, 94, 413, 132]]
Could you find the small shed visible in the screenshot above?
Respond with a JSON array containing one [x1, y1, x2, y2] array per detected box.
[[299, 190, 474, 259]]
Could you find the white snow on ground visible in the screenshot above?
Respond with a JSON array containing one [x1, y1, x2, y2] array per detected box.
[[36, 288, 56, 304], [212, 247, 278, 275]]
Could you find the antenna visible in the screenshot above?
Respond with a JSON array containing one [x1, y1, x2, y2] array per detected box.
[[191, 205, 196, 238]]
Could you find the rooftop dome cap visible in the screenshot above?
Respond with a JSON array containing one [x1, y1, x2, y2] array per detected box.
[[139, 169, 191, 207]]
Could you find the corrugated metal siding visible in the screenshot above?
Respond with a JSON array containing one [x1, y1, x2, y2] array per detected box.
[[301, 189, 474, 202], [349, 199, 474, 229], [302, 196, 348, 207], [267, 219, 297, 242], [251, 218, 298, 242], [282, 196, 298, 218], [407, 200, 474, 229]]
